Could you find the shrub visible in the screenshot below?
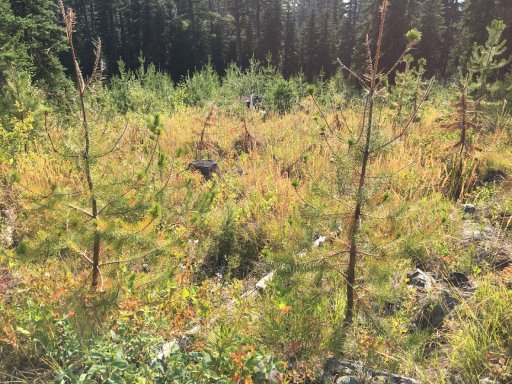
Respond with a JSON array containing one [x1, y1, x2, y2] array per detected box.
[[268, 78, 295, 114], [182, 63, 220, 107], [50, 321, 284, 384], [109, 59, 184, 114]]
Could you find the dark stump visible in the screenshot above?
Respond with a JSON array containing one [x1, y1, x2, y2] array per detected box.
[[189, 160, 221, 180]]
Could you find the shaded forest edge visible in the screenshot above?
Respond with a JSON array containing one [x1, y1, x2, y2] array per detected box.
[[2, 0, 512, 89]]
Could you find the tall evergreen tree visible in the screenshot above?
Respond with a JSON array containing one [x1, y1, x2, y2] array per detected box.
[[242, 19, 256, 68], [261, 0, 282, 66], [94, 0, 119, 72], [228, 0, 245, 67], [318, 4, 336, 75], [495, 0, 512, 69], [339, 0, 358, 67], [351, 0, 380, 74], [5, 0, 65, 90], [417, 0, 445, 76], [301, 6, 319, 81], [283, 2, 299, 78], [439, 0, 463, 77], [352, 0, 409, 76], [383, 0, 410, 69], [2, 0, 507, 85], [468, 19, 511, 100], [463, 0, 496, 52]]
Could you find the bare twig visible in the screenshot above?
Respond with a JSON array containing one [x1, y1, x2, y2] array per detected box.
[[370, 77, 434, 154], [100, 249, 160, 267], [67, 204, 94, 218]]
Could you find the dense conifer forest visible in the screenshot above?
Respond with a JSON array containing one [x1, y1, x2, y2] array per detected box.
[[1, 0, 512, 383], [2, 0, 512, 84]]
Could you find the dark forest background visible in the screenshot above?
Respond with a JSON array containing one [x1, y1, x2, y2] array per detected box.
[[1, 0, 512, 90]]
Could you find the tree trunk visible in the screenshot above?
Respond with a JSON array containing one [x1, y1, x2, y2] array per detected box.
[[344, 92, 374, 326], [454, 87, 468, 201], [255, 0, 261, 40], [62, 2, 102, 290], [91, 230, 101, 288], [234, 5, 243, 66]]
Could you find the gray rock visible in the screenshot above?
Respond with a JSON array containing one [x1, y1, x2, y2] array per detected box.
[[407, 269, 435, 291], [0, 207, 17, 249], [481, 168, 506, 183], [463, 203, 476, 215], [336, 376, 360, 384], [314, 235, 327, 247], [155, 335, 194, 360], [462, 220, 512, 271], [267, 369, 283, 383], [177, 335, 192, 348], [156, 340, 179, 360], [0, 267, 18, 296], [255, 271, 274, 290], [479, 379, 502, 384], [322, 358, 420, 384], [461, 220, 488, 243], [242, 94, 263, 110], [448, 272, 470, 288], [415, 290, 459, 329], [323, 358, 358, 377]]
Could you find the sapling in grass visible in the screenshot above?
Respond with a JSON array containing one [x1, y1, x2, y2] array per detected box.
[[443, 19, 511, 201], [467, 20, 512, 130], [443, 78, 480, 201], [333, 0, 433, 325], [37, 3, 172, 289]]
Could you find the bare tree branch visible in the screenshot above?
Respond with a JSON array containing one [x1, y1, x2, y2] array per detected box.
[[100, 249, 160, 267], [370, 77, 434, 154], [67, 204, 94, 218]]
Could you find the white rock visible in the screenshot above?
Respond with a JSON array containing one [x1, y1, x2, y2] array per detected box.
[[156, 340, 179, 360], [314, 236, 327, 247]]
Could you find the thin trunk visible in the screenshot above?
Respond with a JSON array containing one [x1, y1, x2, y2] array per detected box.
[[234, 5, 243, 66], [77, 0, 91, 35], [256, 0, 261, 40], [119, 11, 126, 60], [454, 87, 468, 201], [347, 0, 358, 67], [14, 80, 29, 154], [81, 85, 100, 288], [344, 91, 374, 326], [65, 5, 101, 288], [80, 59, 100, 289], [90, 1, 95, 35], [91, 231, 101, 287], [344, 0, 385, 325], [188, 0, 196, 33]]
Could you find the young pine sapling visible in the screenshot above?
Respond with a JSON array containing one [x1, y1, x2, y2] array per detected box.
[[40, 3, 171, 289], [335, 0, 433, 325]]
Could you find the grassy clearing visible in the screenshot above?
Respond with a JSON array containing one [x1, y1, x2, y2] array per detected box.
[[2, 24, 512, 379], [1, 89, 511, 382]]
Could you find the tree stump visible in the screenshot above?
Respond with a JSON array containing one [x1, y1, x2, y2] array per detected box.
[[189, 160, 221, 180]]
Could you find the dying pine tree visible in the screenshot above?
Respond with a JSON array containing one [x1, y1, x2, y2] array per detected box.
[[335, 0, 434, 325], [38, 3, 171, 289], [443, 78, 480, 201]]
